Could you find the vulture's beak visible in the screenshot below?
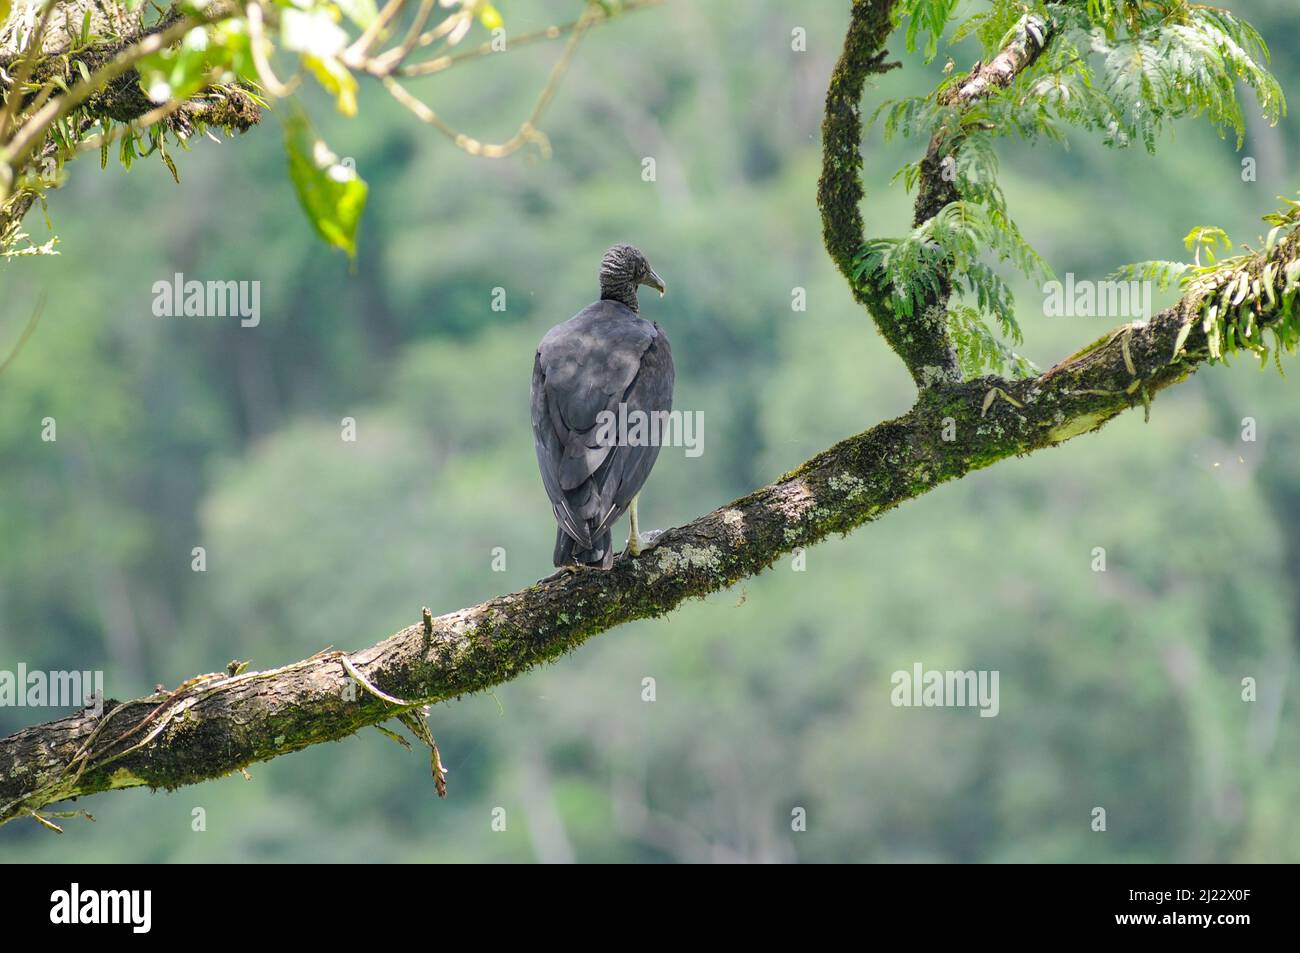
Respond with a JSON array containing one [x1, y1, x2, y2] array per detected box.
[[642, 268, 666, 298]]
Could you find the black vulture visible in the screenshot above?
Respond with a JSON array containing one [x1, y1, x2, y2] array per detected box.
[[531, 244, 674, 569]]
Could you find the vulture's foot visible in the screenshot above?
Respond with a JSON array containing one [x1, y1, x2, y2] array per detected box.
[[626, 528, 664, 557], [538, 564, 587, 584]]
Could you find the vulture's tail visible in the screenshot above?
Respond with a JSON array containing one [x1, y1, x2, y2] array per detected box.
[[554, 526, 614, 570]]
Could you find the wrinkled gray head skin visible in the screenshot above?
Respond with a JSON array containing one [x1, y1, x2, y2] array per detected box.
[[598, 243, 665, 311]]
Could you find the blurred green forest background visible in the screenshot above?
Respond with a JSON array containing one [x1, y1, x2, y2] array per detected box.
[[2, 0, 1299, 862]]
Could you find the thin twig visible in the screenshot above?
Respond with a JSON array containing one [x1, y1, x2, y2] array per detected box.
[[344, 0, 409, 66], [398, 0, 663, 78], [246, 3, 298, 98], [369, 0, 448, 76], [0, 291, 44, 377], [2, 11, 216, 169], [382, 0, 600, 158], [340, 655, 412, 707]]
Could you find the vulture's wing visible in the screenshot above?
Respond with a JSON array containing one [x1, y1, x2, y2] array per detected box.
[[590, 324, 673, 537], [531, 351, 585, 542], [531, 301, 674, 548]]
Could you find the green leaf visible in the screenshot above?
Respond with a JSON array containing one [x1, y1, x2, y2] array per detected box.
[[1184, 226, 1231, 263], [1173, 319, 1193, 359], [303, 54, 358, 117], [159, 136, 179, 183], [284, 112, 368, 259], [137, 22, 255, 105], [479, 2, 504, 31]]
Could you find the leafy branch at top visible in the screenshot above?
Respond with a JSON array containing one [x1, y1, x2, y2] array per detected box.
[[1116, 196, 1300, 374], [861, 0, 1285, 380]]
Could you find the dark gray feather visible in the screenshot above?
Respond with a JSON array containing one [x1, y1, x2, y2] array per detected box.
[[531, 298, 674, 564]]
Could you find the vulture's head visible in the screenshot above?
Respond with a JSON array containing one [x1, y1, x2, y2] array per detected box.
[[599, 244, 665, 308]]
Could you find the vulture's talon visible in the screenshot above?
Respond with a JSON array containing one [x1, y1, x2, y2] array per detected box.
[[538, 565, 584, 584], [626, 528, 663, 558]]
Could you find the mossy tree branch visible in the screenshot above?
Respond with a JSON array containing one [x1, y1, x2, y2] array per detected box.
[[909, 10, 1056, 355], [2, 0, 1297, 828], [914, 1, 1071, 227], [818, 1, 934, 381], [0, 1, 261, 245], [818, 2, 1057, 390]]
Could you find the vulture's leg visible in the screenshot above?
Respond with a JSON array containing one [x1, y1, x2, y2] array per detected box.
[[627, 495, 643, 556]]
